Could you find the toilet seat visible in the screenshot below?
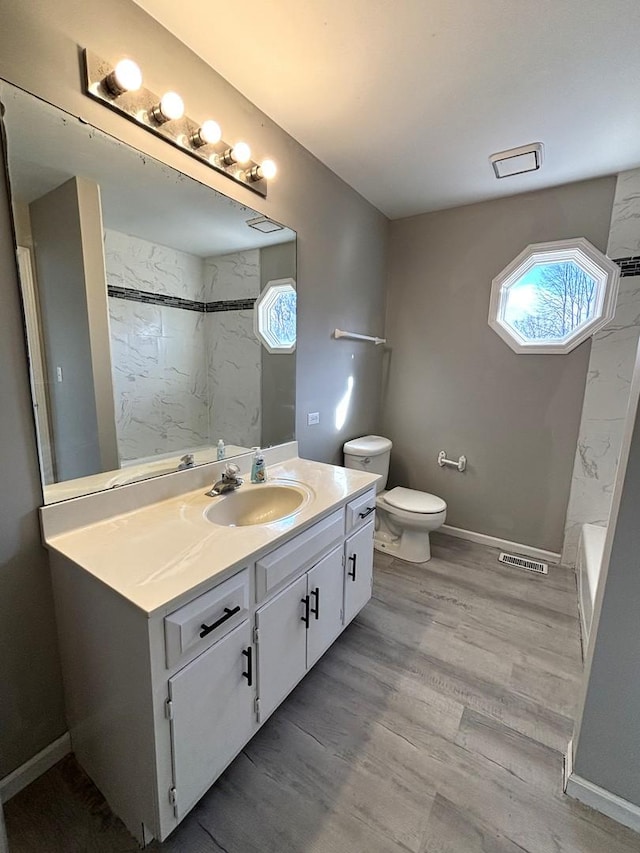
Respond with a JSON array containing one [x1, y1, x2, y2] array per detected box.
[[383, 486, 446, 515]]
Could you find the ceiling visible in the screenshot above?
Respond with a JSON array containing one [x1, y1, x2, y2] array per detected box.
[[133, 0, 640, 219], [2, 84, 294, 256]]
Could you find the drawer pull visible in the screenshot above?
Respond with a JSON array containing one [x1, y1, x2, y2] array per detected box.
[[310, 588, 320, 620], [301, 595, 310, 627], [242, 646, 253, 687], [199, 605, 241, 638], [359, 506, 375, 519], [348, 554, 357, 581]]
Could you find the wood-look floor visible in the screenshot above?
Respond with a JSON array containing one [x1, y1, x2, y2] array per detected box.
[[6, 533, 640, 853]]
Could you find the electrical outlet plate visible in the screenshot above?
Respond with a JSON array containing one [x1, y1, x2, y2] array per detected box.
[[307, 412, 320, 426]]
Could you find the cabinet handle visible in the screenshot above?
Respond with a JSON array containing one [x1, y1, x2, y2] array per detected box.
[[199, 605, 241, 638], [301, 595, 310, 627], [359, 506, 375, 519], [242, 646, 253, 687], [310, 588, 320, 620], [348, 554, 357, 581]]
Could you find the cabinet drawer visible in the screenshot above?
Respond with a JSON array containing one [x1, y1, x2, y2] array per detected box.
[[165, 568, 250, 668], [345, 488, 377, 534], [255, 509, 343, 601]]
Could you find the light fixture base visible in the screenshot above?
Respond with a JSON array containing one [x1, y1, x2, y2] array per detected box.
[[82, 49, 268, 198]]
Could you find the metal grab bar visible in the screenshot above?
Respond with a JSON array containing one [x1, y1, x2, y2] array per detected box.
[[438, 451, 467, 472]]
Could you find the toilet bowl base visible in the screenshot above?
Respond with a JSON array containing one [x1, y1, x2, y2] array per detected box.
[[374, 528, 432, 563]]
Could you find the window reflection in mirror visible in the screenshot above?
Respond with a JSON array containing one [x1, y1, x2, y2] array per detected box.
[[0, 82, 296, 503]]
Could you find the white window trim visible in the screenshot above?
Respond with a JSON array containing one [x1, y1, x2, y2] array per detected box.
[[488, 237, 620, 354], [254, 277, 297, 354]]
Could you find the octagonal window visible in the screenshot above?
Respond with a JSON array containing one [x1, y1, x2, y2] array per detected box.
[[255, 277, 296, 353], [489, 239, 619, 354]]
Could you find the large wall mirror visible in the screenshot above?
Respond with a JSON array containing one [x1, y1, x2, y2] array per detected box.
[[0, 82, 296, 503]]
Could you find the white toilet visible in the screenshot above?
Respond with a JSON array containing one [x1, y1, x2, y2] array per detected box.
[[343, 435, 447, 563]]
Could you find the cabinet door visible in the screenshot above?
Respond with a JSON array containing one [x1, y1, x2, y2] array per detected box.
[[344, 520, 374, 625], [168, 620, 255, 818], [256, 574, 308, 722], [306, 546, 345, 668]]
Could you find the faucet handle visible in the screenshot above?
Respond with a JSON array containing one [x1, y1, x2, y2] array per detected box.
[[223, 462, 241, 480], [178, 453, 195, 470]]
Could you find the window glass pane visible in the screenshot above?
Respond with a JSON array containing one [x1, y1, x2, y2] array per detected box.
[[268, 290, 296, 347], [256, 280, 297, 351], [503, 261, 598, 343]]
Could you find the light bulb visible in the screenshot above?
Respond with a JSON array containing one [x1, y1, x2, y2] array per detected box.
[[232, 142, 251, 164], [151, 91, 184, 124], [104, 59, 142, 96], [221, 141, 251, 167], [246, 159, 278, 182], [191, 119, 222, 148], [260, 159, 277, 180]]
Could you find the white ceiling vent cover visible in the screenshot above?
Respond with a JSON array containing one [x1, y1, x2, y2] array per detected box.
[[490, 143, 544, 179], [498, 552, 548, 574], [246, 216, 284, 233]]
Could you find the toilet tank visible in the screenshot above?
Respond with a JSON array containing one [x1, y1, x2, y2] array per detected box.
[[343, 435, 392, 492]]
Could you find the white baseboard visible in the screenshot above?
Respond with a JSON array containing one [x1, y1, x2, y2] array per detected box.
[[440, 524, 561, 564], [563, 739, 574, 792], [0, 733, 71, 802], [565, 771, 640, 834]]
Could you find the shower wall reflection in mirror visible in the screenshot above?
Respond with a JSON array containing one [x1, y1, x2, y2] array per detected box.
[[1, 83, 296, 503]]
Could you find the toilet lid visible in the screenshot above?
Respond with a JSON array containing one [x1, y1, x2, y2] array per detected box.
[[384, 487, 446, 514]]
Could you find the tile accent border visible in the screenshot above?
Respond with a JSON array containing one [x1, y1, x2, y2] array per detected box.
[[107, 285, 256, 313], [614, 255, 640, 277], [205, 298, 256, 313]]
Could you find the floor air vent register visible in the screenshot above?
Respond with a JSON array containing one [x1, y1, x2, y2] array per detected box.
[[498, 552, 548, 574]]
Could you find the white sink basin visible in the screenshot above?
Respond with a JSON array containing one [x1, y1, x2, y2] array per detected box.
[[204, 483, 312, 527]]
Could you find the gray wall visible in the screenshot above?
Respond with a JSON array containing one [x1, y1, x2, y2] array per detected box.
[[573, 349, 640, 806], [0, 0, 387, 775], [384, 178, 616, 553], [0, 135, 66, 776], [260, 241, 296, 447], [31, 178, 105, 480]]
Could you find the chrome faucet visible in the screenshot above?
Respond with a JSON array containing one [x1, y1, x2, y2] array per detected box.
[[178, 453, 195, 470], [206, 462, 244, 496]]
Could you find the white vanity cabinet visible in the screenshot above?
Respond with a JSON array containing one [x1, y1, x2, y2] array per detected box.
[[255, 574, 308, 720], [168, 619, 257, 819], [47, 480, 377, 845], [344, 520, 375, 624], [306, 546, 346, 666], [255, 545, 345, 721]]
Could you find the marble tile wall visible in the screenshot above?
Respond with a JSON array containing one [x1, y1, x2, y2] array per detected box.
[[205, 250, 261, 448], [108, 295, 209, 462], [562, 169, 640, 565], [204, 249, 261, 302], [106, 234, 262, 462], [104, 229, 206, 301], [207, 310, 262, 448]]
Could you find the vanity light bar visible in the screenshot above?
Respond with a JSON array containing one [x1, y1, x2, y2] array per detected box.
[[82, 50, 276, 198]]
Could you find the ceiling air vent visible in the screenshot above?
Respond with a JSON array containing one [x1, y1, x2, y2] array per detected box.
[[498, 552, 548, 574], [246, 215, 284, 233], [490, 143, 544, 179]]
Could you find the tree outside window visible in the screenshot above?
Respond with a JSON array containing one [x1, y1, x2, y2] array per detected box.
[[489, 239, 620, 354]]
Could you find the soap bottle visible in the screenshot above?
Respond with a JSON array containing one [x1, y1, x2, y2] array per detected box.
[[216, 439, 225, 461], [251, 447, 267, 483]]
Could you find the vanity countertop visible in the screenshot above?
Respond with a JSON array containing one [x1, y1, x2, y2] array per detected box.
[[43, 444, 250, 504], [43, 456, 378, 617]]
